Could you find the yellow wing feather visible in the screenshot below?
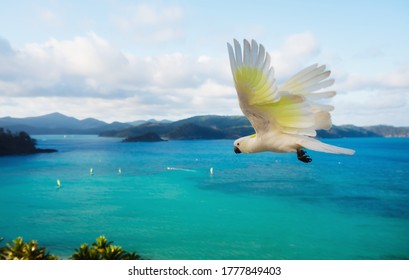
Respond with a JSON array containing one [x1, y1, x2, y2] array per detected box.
[[227, 39, 336, 137]]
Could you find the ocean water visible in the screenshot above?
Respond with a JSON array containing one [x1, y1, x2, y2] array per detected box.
[[0, 135, 408, 260]]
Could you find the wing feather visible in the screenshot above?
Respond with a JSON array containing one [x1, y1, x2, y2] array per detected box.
[[227, 43, 236, 77], [289, 71, 331, 92], [286, 64, 325, 84], [262, 52, 272, 76], [233, 39, 242, 69], [243, 39, 251, 66], [284, 64, 319, 85], [250, 39, 258, 67], [304, 91, 336, 100], [280, 65, 334, 94], [305, 78, 334, 93], [227, 39, 336, 136], [255, 42, 265, 68]]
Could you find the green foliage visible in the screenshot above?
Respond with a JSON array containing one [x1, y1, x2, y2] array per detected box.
[[0, 237, 4, 259], [70, 236, 142, 260], [70, 243, 99, 260], [0, 129, 37, 155], [0, 235, 142, 260], [0, 237, 58, 260]]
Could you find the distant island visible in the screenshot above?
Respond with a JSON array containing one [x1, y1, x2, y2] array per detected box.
[[101, 115, 409, 140], [123, 132, 166, 142], [1, 112, 409, 140], [0, 128, 57, 156]]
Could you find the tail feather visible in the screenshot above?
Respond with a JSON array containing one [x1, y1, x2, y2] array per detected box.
[[298, 137, 355, 155]]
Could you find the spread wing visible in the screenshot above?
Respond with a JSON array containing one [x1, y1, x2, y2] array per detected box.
[[227, 39, 336, 137]]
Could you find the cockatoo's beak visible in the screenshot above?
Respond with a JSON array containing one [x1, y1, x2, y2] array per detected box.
[[234, 146, 242, 154]]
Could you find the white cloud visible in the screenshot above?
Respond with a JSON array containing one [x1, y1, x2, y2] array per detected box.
[[1, 31, 408, 126], [382, 65, 409, 88], [332, 89, 409, 126], [111, 3, 184, 44], [0, 32, 235, 121], [39, 9, 62, 26], [117, 3, 182, 27], [1, 33, 141, 97], [346, 92, 407, 127], [335, 64, 409, 92], [335, 90, 406, 112], [0, 90, 238, 123], [1, 31, 231, 95], [0, 81, 21, 95], [270, 31, 321, 80], [0, 37, 14, 54]]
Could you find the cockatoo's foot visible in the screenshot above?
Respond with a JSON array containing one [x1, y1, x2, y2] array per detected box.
[[297, 149, 312, 163]]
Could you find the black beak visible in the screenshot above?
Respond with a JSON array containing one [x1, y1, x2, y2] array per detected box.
[[234, 146, 241, 154]]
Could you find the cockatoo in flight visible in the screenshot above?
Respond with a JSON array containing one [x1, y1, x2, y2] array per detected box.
[[227, 39, 355, 163]]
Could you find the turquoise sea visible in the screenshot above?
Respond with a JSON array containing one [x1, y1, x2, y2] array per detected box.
[[0, 136, 408, 260]]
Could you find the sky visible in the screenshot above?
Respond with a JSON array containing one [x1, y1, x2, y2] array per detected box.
[[0, 0, 408, 126]]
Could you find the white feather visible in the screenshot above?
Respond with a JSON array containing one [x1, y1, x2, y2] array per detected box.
[[285, 64, 319, 84], [243, 39, 251, 65], [250, 39, 258, 67], [297, 137, 355, 155], [289, 71, 331, 93], [227, 39, 355, 159], [255, 44, 265, 68], [304, 91, 336, 100], [233, 39, 242, 69], [227, 43, 236, 76]]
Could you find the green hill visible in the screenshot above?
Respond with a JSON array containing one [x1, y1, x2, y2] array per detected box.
[[99, 115, 255, 139], [2, 113, 408, 140], [100, 115, 409, 140], [0, 129, 57, 156]]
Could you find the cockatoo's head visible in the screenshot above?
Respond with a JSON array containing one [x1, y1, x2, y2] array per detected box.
[[234, 135, 255, 154]]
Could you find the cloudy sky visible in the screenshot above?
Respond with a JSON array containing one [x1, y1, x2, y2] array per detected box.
[[0, 0, 408, 126]]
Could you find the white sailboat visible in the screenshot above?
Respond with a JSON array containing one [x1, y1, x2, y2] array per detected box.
[[56, 179, 61, 188]]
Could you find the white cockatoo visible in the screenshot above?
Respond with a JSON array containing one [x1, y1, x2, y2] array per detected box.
[[227, 39, 355, 163]]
